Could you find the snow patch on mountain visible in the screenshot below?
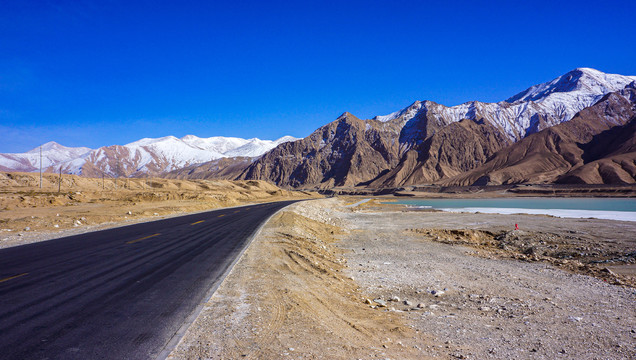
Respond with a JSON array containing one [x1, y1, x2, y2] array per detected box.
[[373, 68, 636, 141]]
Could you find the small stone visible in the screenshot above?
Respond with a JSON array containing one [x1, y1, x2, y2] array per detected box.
[[127, 211, 132, 215], [602, 268, 617, 276], [417, 303, 425, 308], [364, 298, 373, 305], [374, 299, 387, 307], [479, 306, 491, 312], [80, 217, 86, 221], [153, 213, 159, 216], [24, 227, 30, 231], [389, 296, 400, 302], [53, 224, 59, 228], [431, 290, 445, 297], [404, 300, 412, 306]]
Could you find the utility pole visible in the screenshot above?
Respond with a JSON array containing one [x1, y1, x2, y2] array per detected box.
[[39, 146, 42, 189]]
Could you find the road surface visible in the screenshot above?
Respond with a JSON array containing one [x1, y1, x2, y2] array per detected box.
[[0, 200, 298, 359]]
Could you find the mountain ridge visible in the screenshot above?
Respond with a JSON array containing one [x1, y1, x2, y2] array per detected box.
[[2, 67, 635, 187], [238, 68, 636, 188]]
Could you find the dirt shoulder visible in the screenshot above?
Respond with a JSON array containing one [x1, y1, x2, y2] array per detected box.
[[168, 199, 442, 359], [170, 197, 635, 360]]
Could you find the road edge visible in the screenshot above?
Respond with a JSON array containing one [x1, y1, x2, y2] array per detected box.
[[155, 200, 303, 360]]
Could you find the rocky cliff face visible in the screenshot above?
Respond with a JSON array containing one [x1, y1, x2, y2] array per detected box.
[[369, 119, 512, 187], [440, 84, 636, 186], [239, 113, 403, 188]]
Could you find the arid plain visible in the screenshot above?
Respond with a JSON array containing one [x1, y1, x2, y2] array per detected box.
[[2, 173, 634, 359]]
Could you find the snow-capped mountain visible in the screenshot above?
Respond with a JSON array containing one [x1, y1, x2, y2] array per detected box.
[[4, 67, 635, 187], [239, 68, 636, 188], [373, 68, 636, 144], [0, 135, 299, 177], [0, 142, 92, 172]]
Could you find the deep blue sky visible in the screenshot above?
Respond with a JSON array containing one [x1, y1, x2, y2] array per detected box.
[[1, 0, 635, 152]]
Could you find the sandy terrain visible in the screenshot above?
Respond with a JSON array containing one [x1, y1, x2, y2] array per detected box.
[[0, 172, 316, 249], [170, 198, 635, 360]]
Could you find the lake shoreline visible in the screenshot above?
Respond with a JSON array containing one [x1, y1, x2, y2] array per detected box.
[[388, 197, 636, 222]]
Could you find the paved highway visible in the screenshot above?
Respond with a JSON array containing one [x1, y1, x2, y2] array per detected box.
[[0, 200, 299, 359]]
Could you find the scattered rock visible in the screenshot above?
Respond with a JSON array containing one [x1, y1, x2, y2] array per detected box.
[[374, 299, 387, 307], [601, 268, 616, 276], [23, 227, 30, 231], [389, 296, 400, 302], [404, 300, 412, 306]]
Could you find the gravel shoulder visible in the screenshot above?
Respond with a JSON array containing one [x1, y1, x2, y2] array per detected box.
[[169, 198, 636, 359]]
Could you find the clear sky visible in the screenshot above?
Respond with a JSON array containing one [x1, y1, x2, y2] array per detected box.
[[1, 0, 635, 153]]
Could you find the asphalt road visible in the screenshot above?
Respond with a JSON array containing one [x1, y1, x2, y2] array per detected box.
[[0, 200, 299, 360]]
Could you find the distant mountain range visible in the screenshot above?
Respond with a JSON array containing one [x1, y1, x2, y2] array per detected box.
[[0, 135, 298, 177], [2, 68, 636, 187]]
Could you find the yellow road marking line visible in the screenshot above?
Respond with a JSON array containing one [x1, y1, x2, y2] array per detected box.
[[190, 220, 205, 225], [127, 233, 161, 245], [0, 273, 28, 283], [218, 214, 225, 217]]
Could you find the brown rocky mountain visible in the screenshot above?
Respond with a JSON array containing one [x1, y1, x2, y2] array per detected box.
[[238, 113, 403, 188], [440, 83, 636, 186], [367, 118, 512, 187]]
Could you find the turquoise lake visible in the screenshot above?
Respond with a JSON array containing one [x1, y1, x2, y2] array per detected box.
[[390, 198, 636, 222]]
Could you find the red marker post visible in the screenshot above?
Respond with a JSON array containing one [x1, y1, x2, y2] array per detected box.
[[515, 223, 519, 231]]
